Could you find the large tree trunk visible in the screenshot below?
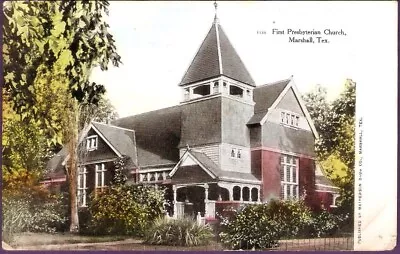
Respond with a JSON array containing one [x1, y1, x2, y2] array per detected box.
[[65, 99, 80, 233], [67, 139, 79, 233]]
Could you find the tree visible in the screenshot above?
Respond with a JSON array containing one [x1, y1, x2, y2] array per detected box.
[[2, 0, 121, 233], [303, 80, 356, 218], [79, 95, 119, 131]]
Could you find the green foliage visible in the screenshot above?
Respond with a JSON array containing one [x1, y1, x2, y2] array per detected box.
[[79, 95, 119, 131], [110, 156, 128, 186], [302, 80, 355, 221], [3, 0, 121, 113], [3, 0, 121, 146], [2, 184, 68, 244], [219, 200, 313, 250], [144, 217, 214, 247], [219, 200, 352, 250], [86, 185, 165, 236], [307, 209, 349, 237]]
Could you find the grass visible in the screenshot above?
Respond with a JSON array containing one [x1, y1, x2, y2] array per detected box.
[[12, 232, 132, 247]]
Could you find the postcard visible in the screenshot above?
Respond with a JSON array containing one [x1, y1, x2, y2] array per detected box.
[[2, 1, 397, 251]]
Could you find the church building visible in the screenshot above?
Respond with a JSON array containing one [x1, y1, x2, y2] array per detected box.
[[45, 4, 339, 219]]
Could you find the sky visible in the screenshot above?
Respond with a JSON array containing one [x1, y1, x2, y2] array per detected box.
[[90, 1, 397, 118]]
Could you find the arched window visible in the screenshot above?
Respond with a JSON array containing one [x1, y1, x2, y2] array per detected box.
[[251, 188, 259, 202], [233, 186, 241, 201], [242, 187, 250, 201]]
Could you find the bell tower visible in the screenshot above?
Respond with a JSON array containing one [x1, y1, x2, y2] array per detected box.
[[179, 1, 255, 104]]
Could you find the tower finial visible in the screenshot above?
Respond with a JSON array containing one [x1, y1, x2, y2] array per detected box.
[[214, 1, 219, 24]]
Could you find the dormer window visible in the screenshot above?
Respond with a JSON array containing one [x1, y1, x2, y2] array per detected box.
[[87, 135, 98, 150], [280, 111, 299, 128]]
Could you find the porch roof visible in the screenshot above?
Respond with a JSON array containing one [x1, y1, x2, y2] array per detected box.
[[170, 149, 261, 185]]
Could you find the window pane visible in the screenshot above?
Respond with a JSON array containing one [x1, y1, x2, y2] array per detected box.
[[286, 184, 290, 198], [96, 172, 102, 187], [280, 165, 285, 181], [281, 184, 285, 199], [286, 166, 290, 182], [281, 112, 285, 123], [292, 166, 297, 182]]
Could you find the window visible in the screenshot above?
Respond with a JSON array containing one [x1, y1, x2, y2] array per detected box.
[[237, 149, 242, 158], [231, 148, 236, 158], [77, 167, 88, 207], [229, 85, 244, 98], [213, 81, 219, 94], [87, 135, 98, 150], [280, 155, 299, 200], [95, 164, 107, 190], [280, 111, 300, 128]]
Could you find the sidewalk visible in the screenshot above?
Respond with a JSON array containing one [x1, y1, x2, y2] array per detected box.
[[14, 238, 144, 250]]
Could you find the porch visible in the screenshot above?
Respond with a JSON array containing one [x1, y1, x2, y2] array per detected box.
[[172, 181, 261, 219]]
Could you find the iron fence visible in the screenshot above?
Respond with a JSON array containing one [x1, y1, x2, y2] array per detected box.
[[270, 235, 354, 251]]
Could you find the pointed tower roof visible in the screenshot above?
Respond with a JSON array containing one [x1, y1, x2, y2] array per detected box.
[[179, 6, 255, 87]]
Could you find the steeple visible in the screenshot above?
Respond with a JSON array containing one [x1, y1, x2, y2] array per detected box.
[[213, 1, 219, 24], [179, 3, 255, 88]]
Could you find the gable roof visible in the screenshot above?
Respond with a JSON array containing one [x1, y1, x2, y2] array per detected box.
[[247, 79, 290, 125], [179, 20, 255, 87], [170, 149, 261, 184], [247, 77, 319, 138], [91, 122, 137, 161]]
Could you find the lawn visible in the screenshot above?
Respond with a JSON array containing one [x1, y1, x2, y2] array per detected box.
[[10, 232, 224, 251]]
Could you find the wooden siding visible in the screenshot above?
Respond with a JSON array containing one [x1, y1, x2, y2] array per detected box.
[[221, 96, 253, 147], [180, 144, 220, 165], [171, 165, 214, 184], [81, 129, 119, 163], [179, 97, 222, 148], [220, 143, 251, 173], [276, 87, 304, 115], [261, 121, 315, 157]]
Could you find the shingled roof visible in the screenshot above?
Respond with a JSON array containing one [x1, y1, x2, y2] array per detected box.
[[111, 105, 182, 167], [92, 122, 137, 160], [247, 79, 291, 125], [179, 20, 255, 87], [171, 149, 261, 184]]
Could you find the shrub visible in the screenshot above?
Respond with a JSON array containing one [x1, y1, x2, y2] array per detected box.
[[86, 185, 165, 236], [219, 199, 312, 250], [307, 209, 349, 237], [144, 217, 214, 246], [2, 193, 68, 243]]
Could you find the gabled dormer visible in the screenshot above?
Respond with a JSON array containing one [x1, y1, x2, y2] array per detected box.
[[179, 8, 255, 104]]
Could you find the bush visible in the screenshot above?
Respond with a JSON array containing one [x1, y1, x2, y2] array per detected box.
[[144, 217, 214, 246], [85, 185, 165, 236], [2, 193, 68, 243], [307, 209, 349, 237], [219, 199, 312, 250]]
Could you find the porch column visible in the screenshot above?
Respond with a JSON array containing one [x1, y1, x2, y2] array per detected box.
[[229, 186, 233, 201], [204, 183, 209, 216], [173, 185, 177, 218], [258, 188, 261, 203], [240, 186, 243, 201]]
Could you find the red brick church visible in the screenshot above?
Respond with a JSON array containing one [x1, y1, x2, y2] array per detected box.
[[45, 5, 339, 219]]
